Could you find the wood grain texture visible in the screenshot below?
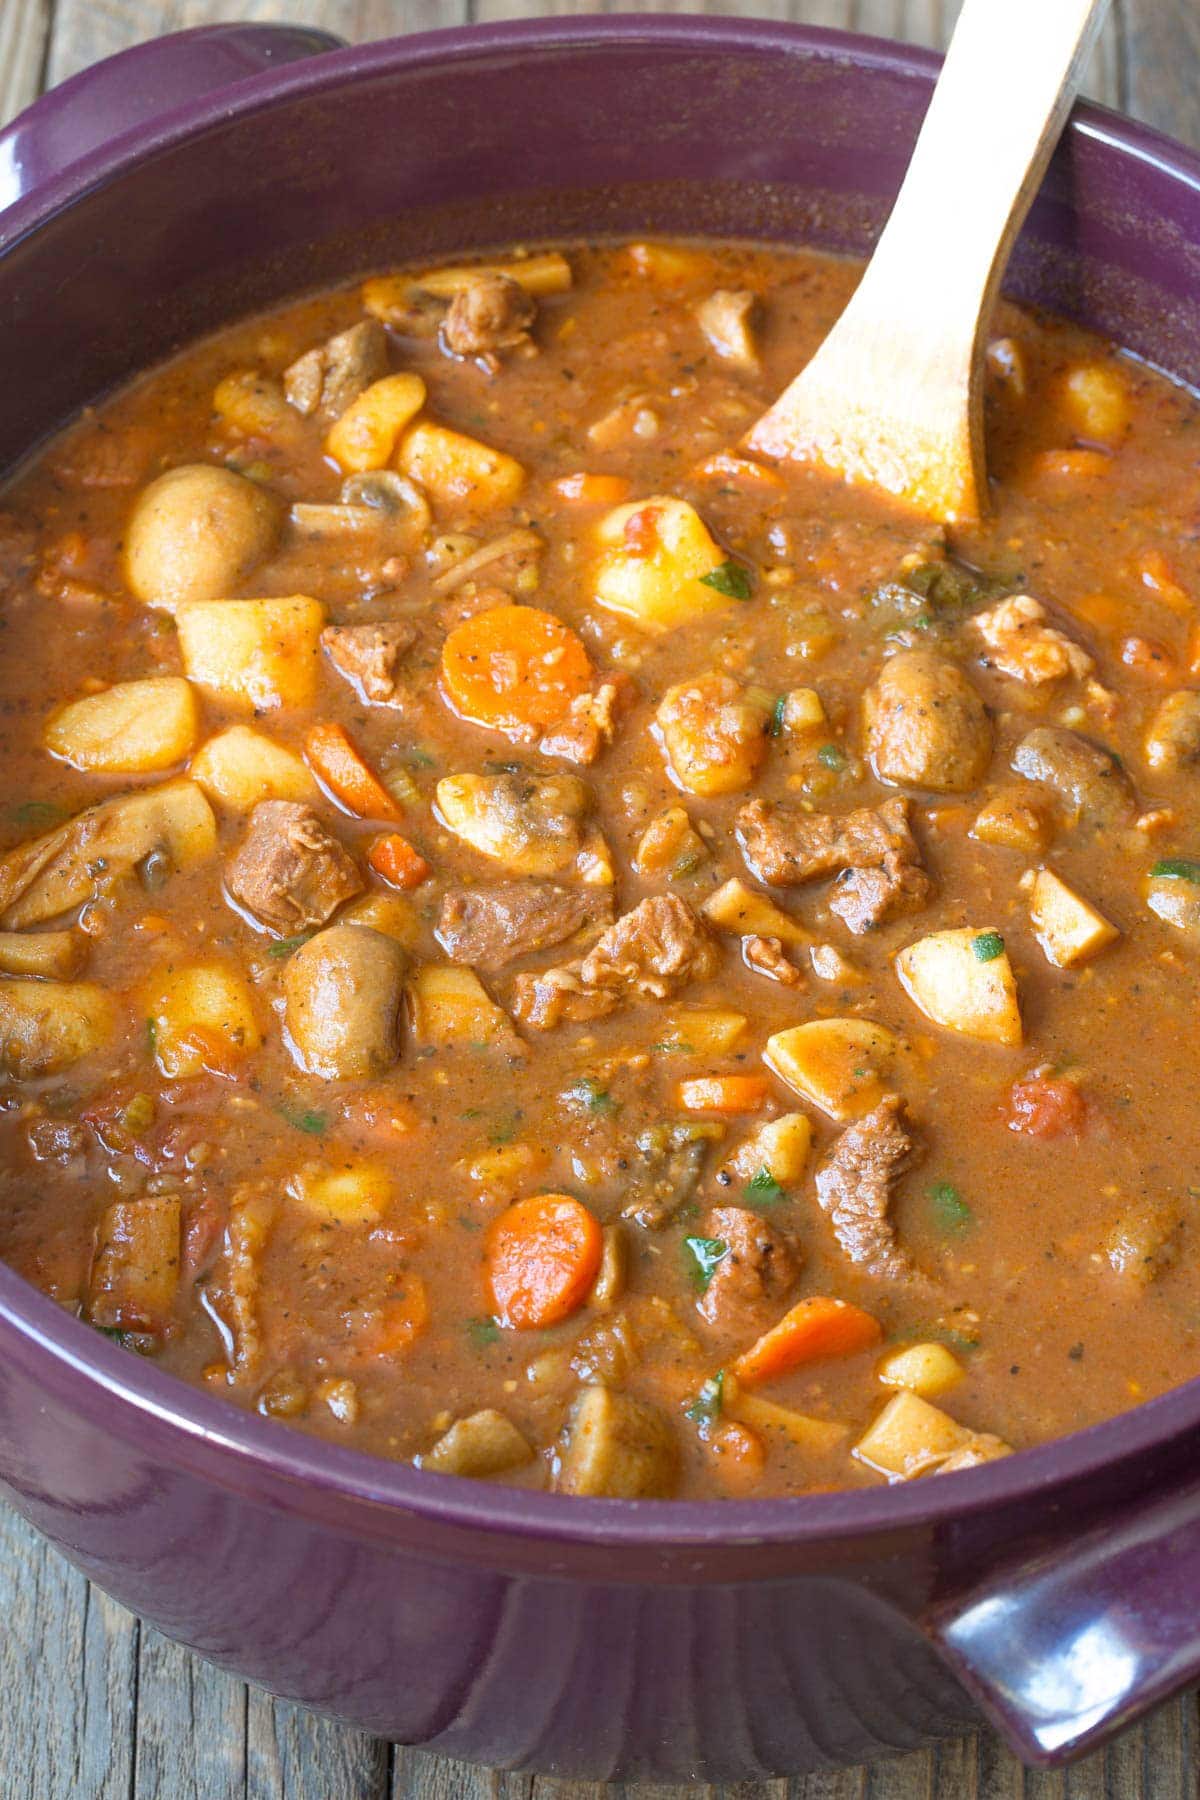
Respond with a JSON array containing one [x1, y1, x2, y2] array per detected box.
[[3, 0, 1198, 1795]]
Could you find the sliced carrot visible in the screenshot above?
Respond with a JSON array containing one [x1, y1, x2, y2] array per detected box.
[[551, 472, 632, 506], [734, 1296, 883, 1389], [368, 831, 431, 890], [440, 604, 591, 739], [1028, 447, 1111, 482], [485, 1193, 602, 1330], [675, 1075, 770, 1115], [371, 1276, 430, 1356], [304, 722, 402, 821]]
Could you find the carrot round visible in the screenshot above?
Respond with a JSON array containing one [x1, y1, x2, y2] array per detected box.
[[734, 1295, 882, 1389], [369, 1275, 430, 1357], [368, 831, 431, 890], [485, 1193, 603, 1329], [675, 1075, 770, 1115], [440, 605, 591, 738], [551, 472, 632, 506], [305, 721, 403, 821]]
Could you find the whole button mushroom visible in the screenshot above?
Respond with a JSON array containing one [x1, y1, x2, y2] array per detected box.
[[125, 464, 282, 611], [283, 923, 407, 1080], [863, 649, 992, 793]]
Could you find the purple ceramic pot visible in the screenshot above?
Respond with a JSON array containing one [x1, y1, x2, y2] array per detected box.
[[3, 18, 1200, 1779]]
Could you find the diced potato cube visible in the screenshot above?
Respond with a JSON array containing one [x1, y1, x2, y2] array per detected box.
[[726, 1385, 848, 1454], [853, 1390, 970, 1480], [937, 1434, 1013, 1473], [408, 963, 521, 1052], [809, 943, 866, 985], [971, 786, 1052, 854], [212, 371, 302, 442], [1062, 362, 1131, 444], [325, 373, 426, 473], [634, 805, 707, 879], [289, 1158, 393, 1225], [577, 829, 615, 887], [46, 677, 200, 774], [894, 929, 1022, 1048], [177, 595, 324, 711], [657, 1007, 747, 1056], [0, 931, 84, 980], [1028, 868, 1119, 968], [397, 421, 524, 517], [556, 1385, 678, 1498], [459, 1140, 549, 1198], [701, 877, 807, 946], [655, 674, 769, 796], [145, 960, 262, 1079], [89, 1192, 181, 1331], [781, 687, 826, 736], [0, 978, 117, 1076], [626, 242, 709, 284], [728, 1111, 812, 1184], [763, 1018, 899, 1121], [421, 1409, 532, 1477], [340, 892, 423, 949], [593, 497, 734, 635], [190, 724, 318, 810], [877, 1341, 965, 1399]]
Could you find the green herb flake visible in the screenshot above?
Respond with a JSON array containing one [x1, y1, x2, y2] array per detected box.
[[277, 1103, 328, 1136], [9, 799, 69, 832], [971, 931, 1005, 963], [816, 743, 846, 771], [684, 1234, 729, 1290], [744, 1166, 785, 1206], [699, 559, 753, 601], [1150, 858, 1200, 884], [268, 932, 315, 959], [672, 851, 703, 879], [488, 1107, 524, 1145], [685, 1369, 725, 1425], [769, 696, 787, 737], [145, 1017, 158, 1056], [467, 1316, 500, 1348], [565, 1077, 618, 1115], [651, 1038, 695, 1056], [928, 1180, 973, 1234]]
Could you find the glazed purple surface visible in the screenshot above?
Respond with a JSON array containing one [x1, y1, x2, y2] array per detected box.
[[3, 18, 1200, 1775]]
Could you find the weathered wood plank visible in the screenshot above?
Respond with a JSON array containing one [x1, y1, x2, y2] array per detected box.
[[132, 1627, 248, 1800], [0, 0, 53, 127], [245, 1687, 389, 1800]]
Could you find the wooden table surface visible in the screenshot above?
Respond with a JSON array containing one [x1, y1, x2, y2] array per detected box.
[[2, 0, 1200, 1794]]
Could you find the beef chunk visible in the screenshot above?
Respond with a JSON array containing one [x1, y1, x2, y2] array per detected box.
[[539, 680, 627, 766], [510, 964, 617, 1032], [622, 1124, 712, 1230], [814, 1095, 926, 1284], [1011, 726, 1135, 827], [737, 796, 931, 933], [226, 801, 363, 936], [321, 620, 417, 706], [27, 1116, 87, 1165], [742, 934, 802, 985], [696, 1206, 799, 1335], [442, 274, 535, 362], [695, 289, 759, 371], [436, 882, 613, 972], [284, 320, 388, 419], [580, 895, 718, 1000]]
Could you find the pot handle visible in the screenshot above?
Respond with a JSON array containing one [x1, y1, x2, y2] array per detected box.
[[0, 23, 344, 213], [926, 1473, 1200, 1765]]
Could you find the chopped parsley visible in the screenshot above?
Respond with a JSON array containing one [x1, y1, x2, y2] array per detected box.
[[769, 695, 787, 737], [684, 1235, 729, 1290], [1151, 858, 1200, 883], [971, 931, 1005, 963], [699, 559, 753, 600], [685, 1370, 725, 1425], [816, 743, 846, 771], [744, 1166, 785, 1206], [9, 799, 69, 831], [467, 1316, 500, 1348], [145, 1017, 158, 1056], [277, 1103, 327, 1136], [487, 1106, 524, 1144], [565, 1077, 617, 1115], [268, 933, 314, 959], [928, 1180, 973, 1234]]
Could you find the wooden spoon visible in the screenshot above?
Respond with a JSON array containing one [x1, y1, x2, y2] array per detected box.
[[745, 0, 1111, 522]]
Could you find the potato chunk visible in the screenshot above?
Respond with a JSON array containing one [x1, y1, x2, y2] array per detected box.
[[1028, 868, 1118, 968], [325, 373, 427, 474], [894, 928, 1022, 1047], [408, 963, 521, 1053], [144, 960, 262, 1079], [1143, 690, 1200, 773], [655, 674, 770, 797], [0, 978, 116, 1076], [289, 1159, 394, 1225], [593, 497, 736, 634], [701, 877, 807, 947], [555, 1386, 679, 1497], [876, 1342, 965, 1399], [189, 724, 318, 810], [435, 772, 593, 878], [125, 464, 281, 612], [0, 931, 83, 980], [397, 421, 524, 517], [971, 785, 1052, 854], [727, 1111, 812, 1183], [854, 1390, 971, 1479], [1062, 362, 1131, 444], [764, 1018, 899, 1120], [176, 595, 324, 711], [89, 1193, 181, 1332], [421, 1409, 533, 1478], [0, 779, 217, 928], [45, 677, 200, 774]]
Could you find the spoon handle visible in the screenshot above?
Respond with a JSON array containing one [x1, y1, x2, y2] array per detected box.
[[747, 0, 1111, 521]]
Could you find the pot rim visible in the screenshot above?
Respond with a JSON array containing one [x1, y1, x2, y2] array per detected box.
[[6, 12, 1200, 1550]]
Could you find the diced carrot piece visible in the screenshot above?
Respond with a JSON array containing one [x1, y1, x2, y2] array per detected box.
[[734, 1296, 883, 1388], [691, 451, 784, 491], [485, 1193, 603, 1329], [1139, 550, 1194, 618], [368, 832, 431, 890], [1028, 448, 1111, 481], [305, 722, 403, 821], [551, 472, 632, 506], [704, 1420, 767, 1493], [675, 1075, 770, 1114], [371, 1276, 430, 1355], [440, 604, 591, 739]]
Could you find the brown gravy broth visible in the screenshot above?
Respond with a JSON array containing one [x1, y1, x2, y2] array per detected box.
[[1, 238, 1199, 1499]]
